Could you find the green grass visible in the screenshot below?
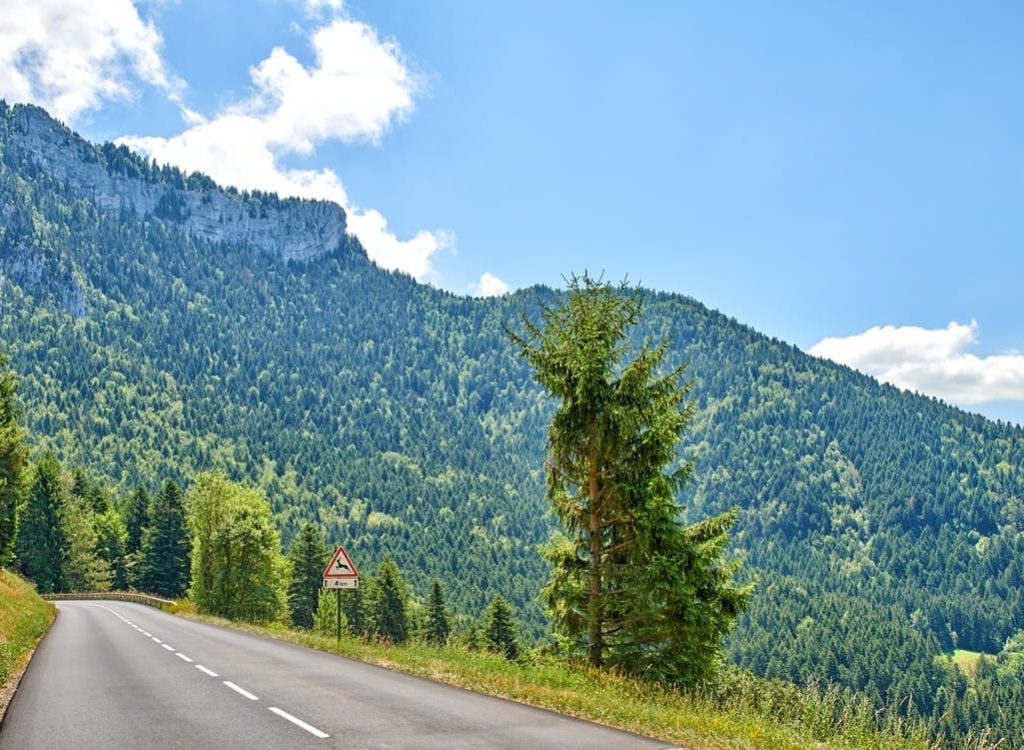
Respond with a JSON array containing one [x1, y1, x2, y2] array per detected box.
[[177, 608, 931, 750], [0, 568, 55, 687], [950, 649, 990, 678]]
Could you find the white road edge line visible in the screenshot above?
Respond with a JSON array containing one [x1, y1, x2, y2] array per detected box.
[[175, 652, 193, 663], [161, 644, 175, 652], [196, 665, 219, 677], [268, 707, 330, 739], [223, 681, 258, 701]]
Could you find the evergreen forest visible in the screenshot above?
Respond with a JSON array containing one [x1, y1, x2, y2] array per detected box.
[[2, 102, 1023, 743]]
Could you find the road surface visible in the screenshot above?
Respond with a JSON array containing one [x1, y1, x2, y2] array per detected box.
[[0, 600, 675, 749]]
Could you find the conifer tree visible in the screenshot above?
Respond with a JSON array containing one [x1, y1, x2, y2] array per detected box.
[[15, 454, 67, 592], [343, 586, 366, 636], [509, 273, 751, 683], [123, 484, 149, 555], [369, 557, 408, 644], [287, 521, 328, 628], [425, 579, 451, 646], [139, 479, 191, 598], [0, 352, 27, 566], [483, 595, 519, 660]]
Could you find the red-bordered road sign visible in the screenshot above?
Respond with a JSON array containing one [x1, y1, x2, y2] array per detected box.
[[323, 546, 359, 589]]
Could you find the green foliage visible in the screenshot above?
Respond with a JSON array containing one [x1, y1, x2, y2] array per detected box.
[[342, 585, 366, 636], [425, 579, 451, 646], [312, 588, 347, 636], [368, 557, 408, 644], [0, 569, 55, 687], [2, 102, 1024, 741], [208, 505, 287, 622], [61, 490, 112, 592], [139, 479, 190, 598], [14, 454, 66, 593], [0, 352, 27, 566], [287, 521, 328, 628], [186, 471, 286, 622], [123, 484, 148, 556], [93, 507, 128, 590], [483, 594, 519, 660], [510, 273, 750, 683]]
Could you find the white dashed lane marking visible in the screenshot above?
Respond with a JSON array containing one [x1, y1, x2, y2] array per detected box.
[[92, 602, 329, 739], [223, 681, 259, 701], [268, 707, 330, 739]]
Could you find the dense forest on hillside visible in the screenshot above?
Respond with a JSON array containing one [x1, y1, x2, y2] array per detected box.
[[2, 103, 1023, 742]]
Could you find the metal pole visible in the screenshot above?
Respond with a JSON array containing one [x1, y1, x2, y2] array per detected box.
[[336, 587, 341, 642]]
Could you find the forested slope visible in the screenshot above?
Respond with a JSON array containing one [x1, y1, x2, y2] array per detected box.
[[1, 102, 1022, 738]]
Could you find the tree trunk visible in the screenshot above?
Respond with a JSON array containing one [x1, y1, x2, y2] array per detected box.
[[588, 449, 603, 667]]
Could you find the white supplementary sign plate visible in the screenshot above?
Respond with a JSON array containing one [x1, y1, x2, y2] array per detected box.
[[322, 578, 359, 589]]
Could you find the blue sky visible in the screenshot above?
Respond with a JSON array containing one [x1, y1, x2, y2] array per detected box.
[[2, 1, 1022, 424]]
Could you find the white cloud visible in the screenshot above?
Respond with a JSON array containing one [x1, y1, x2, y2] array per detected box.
[[0, 0, 180, 121], [119, 16, 450, 280], [810, 321, 1024, 405], [469, 272, 511, 297]]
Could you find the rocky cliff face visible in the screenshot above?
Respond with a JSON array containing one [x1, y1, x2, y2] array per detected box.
[[4, 104, 351, 264]]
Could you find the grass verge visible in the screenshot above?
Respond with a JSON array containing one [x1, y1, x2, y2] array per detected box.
[[0, 569, 55, 719], [175, 607, 930, 750]]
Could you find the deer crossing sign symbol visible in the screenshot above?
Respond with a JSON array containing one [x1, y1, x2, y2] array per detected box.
[[323, 546, 359, 589]]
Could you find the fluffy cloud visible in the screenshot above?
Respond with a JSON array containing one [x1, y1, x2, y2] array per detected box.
[[810, 321, 1024, 405], [0, 0, 179, 121], [469, 272, 511, 297], [119, 15, 451, 280]]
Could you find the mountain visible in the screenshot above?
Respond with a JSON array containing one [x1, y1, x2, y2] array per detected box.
[[2, 102, 1023, 737]]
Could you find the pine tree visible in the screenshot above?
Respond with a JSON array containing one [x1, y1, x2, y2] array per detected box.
[[139, 479, 191, 598], [287, 521, 328, 628], [123, 484, 149, 555], [509, 272, 751, 683], [0, 352, 27, 566], [483, 595, 519, 660], [15, 454, 67, 592], [369, 557, 408, 644], [425, 579, 451, 646], [342, 586, 366, 636]]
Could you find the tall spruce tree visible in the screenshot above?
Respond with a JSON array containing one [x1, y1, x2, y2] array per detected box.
[[0, 353, 27, 566], [139, 479, 191, 598], [287, 521, 328, 628], [369, 557, 408, 644], [425, 579, 451, 646], [483, 594, 519, 660], [15, 454, 67, 592], [123, 484, 149, 555], [509, 273, 751, 683], [343, 586, 366, 636]]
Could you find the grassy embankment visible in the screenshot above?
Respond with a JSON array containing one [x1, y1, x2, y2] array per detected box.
[[0, 569, 55, 704], [173, 602, 933, 750]]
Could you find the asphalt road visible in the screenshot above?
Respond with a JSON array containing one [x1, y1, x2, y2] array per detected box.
[[0, 600, 675, 749]]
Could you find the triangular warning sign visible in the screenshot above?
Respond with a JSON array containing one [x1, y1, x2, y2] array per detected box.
[[323, 546, 358, 579]]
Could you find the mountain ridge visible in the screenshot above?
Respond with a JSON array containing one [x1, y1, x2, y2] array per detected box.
[[2, 102, 1023, 739]]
